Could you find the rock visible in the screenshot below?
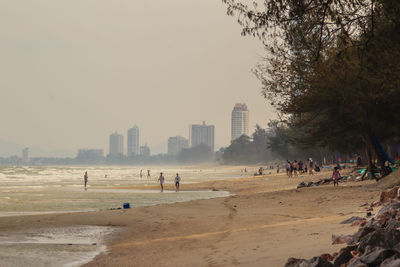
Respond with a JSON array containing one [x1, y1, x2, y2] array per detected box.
[[341, 216, 364, 224], [381, 258, 400, 267], [307, 182, 314, 187], [358, 229, 400, 253], [367, 212, 372, 217], [380, 186, 400, 203], [284, 257, 305, 267], [385, 218, 400, 231], [348, 225, 378, 245], [355, 246, 399, 266], [333, 246, 354, 267], [332, 234, 353, 245], [375, 202, 400, 219], [298, 256, 333, 267], [351, 220, 367, 227], [320, 253, 335, 262]]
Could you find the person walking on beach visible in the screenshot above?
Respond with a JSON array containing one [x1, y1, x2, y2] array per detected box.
[[293, 160, 298, 177], [308, 158, 314, 175], [84, 171, 88, 191], [332, 167, 341, 187], [158, 172, 165, 192], [140, 169, 143, 178], [175, 173, 181, 192], [285, 161, 291, 177], [147, 170, 151, 178]]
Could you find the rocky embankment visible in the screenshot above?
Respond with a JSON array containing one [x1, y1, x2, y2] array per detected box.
[[285, 186, 400, 267]]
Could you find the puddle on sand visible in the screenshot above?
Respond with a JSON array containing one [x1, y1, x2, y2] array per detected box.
[[0, 226, 117, 267]]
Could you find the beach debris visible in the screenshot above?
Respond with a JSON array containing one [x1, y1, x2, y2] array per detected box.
[[297, 182, 306, 189], [284, 185, 400, 267], [123, 203, 130, 209]]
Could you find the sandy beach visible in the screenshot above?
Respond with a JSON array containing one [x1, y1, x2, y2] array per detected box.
[[0, 168, 397, 267]]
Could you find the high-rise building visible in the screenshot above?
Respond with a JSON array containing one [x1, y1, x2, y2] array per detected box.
[[168, 136, 189, 155], [22, 147, 29, 164], [127, 125, 140, 157], [140, 143, 151, 158], [109, 132, 124, 156], [189, 121, 215, 151], [231, 103, 249, 141]]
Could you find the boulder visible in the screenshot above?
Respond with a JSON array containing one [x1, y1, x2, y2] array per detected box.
[[358, 229, 400, 253], [298, 256, 333, 267], [351, 220, 367, 227], [380, 186, 400, 203], [341, 216, 364, 224], [332, 234, 353, 245], [381, 258, 400, 267], [355, 246, 399, 266], [333, 245, 355, 267], [384, 218, 400, 232], [284, 257, 305, 267], [319, 253, 335, 262], [349, 225, 378, 244]]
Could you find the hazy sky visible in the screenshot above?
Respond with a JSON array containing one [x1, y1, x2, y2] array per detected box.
[[0, 0, 275, 157]]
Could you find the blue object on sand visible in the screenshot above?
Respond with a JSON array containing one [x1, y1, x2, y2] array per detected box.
[[123, 203, 130, 209]]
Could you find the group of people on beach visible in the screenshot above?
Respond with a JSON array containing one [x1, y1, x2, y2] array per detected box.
[[284, 158, 317, 177], [82, 170, 181, 192], [157, 172, 181, 192]]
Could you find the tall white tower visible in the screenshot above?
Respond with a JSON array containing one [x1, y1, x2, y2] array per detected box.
[[127, 125, 140, 157], [231, 103, 249, 141], [109, 132, 124, 156]]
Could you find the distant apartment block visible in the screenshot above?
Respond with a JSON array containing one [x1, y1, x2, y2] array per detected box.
[[189, 121, 215, 151], [231, 103, 249, 141], [109, 132, 124, 156], [77, 149, 104, 161], [168, 136, 189, 155], [22, 147, 29, 164], [127, 125, 140, 157], [140, 144, 150, 158]]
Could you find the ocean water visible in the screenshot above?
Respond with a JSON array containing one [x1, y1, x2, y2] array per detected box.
[[0, 165, 244, 215]]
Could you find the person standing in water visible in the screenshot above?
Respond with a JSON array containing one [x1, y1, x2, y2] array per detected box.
[[158, 172, 165, 192], [84, 171, 88, 191], [175, 173, 181, 192]]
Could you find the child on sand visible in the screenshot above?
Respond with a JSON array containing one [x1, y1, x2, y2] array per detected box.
[[332, 167, 340, 187]]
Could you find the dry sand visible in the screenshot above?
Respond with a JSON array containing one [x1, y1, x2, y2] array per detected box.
[[0, 168, 397, 267]]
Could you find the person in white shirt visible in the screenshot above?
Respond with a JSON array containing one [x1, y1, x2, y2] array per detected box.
[[158, 172, 165, 192], [175, 173, 181, 192]]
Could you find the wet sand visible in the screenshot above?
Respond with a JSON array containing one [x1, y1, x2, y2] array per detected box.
[[0, 169, 393, 266]]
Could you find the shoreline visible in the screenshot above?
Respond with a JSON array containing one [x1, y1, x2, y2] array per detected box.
[[0, 169, 391, 266]]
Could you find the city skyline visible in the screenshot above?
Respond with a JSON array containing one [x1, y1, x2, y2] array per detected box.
[[2, 102, 261, 158], [0, 1, 275, 158]]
